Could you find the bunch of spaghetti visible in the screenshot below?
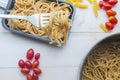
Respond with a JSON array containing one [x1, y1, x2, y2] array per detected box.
[[82, 43, 120, 80], [7, 0, 72, 46]]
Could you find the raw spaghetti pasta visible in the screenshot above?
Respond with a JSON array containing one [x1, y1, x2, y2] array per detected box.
[[82, 42, 120, 80], [7, 0, 72, 46]]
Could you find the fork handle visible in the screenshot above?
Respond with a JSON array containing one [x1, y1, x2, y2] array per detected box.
[[0, 14, 26, 20]]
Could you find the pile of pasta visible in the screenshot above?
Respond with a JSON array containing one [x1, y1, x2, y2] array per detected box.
[[8, 0, 72, 46], [82, 42, 120, 80]]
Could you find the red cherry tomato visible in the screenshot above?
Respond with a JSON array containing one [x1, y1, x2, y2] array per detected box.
[[32, 60, 39, 68], [99, 1, 104, 8], [25, 60, 32, 68], [35, 53, 40, 60], [103, 3, 112, 10], [108, 0, 118, 6], [33, 68, 42, 75], [21, 68, 30, 74], [105, 22, 114, 30], [106, 9, 117, 16], [109, 16, 118, 24], [26, 74, 33, 80], [26, 48, 34, 60], [32, 73, 39, 80], [18, 59, 25, 68], [103, 0, 109, 2]]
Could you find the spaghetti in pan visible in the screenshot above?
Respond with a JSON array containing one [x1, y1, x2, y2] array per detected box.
[[82, 42, 120, 80]]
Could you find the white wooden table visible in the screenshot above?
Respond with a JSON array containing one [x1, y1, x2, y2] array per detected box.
[[0, 0, 120, 80]]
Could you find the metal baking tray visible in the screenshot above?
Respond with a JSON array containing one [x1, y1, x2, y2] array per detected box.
[[1, 0, 75, 46]]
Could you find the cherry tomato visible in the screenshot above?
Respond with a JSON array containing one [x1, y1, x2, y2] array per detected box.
[[33, 68, 42, 75], [26, 74, 33, 80], [106, 9, 117, 16], [25, 60, 32, 68], [35, 53, 40, 60], [105, 22, 114, 30], [18, 59, 25, 68], [32, 73, 39, 80], [26, 48, 34, 60], [21, 68, 30, 74], [32, 60, 39, 68], [103, 0, 109, 2], [99, 1, 104, 8], [108, 0, 118, 6], [109, 16, 118, 24], [103, 3, 112, 10]]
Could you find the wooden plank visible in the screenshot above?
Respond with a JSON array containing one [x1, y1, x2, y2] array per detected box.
[[0, 67, 78, 80], [0, 0, 7, 9], [71, 0, 120, 32], [0, 32, 114, 67], [0, 0, 120, 33]]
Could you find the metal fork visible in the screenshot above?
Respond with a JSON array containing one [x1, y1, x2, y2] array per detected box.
[[0, 13, 51, 27]]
